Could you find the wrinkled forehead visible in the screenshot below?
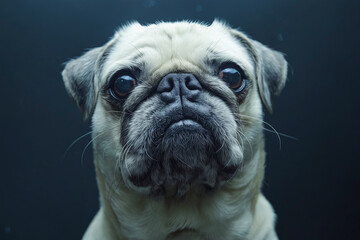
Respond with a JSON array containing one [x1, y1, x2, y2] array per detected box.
[[101, 21, 255, 81]]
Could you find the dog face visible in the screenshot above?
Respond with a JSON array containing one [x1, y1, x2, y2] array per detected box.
[[62, 21, 287, 198]]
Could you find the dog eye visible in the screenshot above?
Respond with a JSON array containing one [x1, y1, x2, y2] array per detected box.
[[219, 67, 246, 93], [109, 74, 137, 100]]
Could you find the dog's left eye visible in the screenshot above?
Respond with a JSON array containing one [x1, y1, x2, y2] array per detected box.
[[109, 74, 137, 100], [219, 67, 246, 93]]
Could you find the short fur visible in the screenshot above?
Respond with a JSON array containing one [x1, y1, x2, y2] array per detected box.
[[62, 20, 287, 240]]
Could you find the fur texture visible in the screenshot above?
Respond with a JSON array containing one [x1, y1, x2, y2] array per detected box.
[[62, 20, 287, 240]]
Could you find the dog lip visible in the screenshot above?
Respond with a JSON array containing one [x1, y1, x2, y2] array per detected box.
[[171, 119, 201, 127], [166, 119, 203, 133]]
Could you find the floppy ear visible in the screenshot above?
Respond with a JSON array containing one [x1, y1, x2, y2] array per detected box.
[[228, 27, 288, 113], [62, 47, 102, 121], [251, 40, 288, 113]]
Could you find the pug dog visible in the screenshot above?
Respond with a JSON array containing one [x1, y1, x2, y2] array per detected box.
[[62, 20, 287, 240]]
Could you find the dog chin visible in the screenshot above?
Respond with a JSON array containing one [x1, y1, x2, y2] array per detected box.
[[122, 120, 242, 197]]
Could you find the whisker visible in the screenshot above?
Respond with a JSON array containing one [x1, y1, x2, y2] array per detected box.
[[236, 129, 253, 156], [123, 148, 132, 176], [80, 124, 120, 165], [240, 116, 298, 141], [263, 128, 299, 141], [177, 157, 193, 169], [215, 141, 225, 153], [144, 146, 155, 161], [81, 133, 103, 166], [261, 120, 281, 150], [63, 131, 93, 158], [127, 41, 143, 56], [120, 138, 135, 176], [235, 113, 295, 150]]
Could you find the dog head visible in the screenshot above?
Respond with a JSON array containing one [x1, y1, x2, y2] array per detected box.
[[62, 21, 287, 197]]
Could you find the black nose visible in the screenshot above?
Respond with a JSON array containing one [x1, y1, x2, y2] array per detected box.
[[157, 73, 202, 103]]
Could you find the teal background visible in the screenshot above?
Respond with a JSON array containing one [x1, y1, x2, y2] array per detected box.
[[1, 0, 359, 239]]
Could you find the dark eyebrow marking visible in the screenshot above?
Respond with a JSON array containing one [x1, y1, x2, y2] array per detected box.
[[131, 52, 144, 62]]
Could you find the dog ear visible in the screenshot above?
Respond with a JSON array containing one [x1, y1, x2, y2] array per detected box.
[[228, 27, 287, 113], [62, 47, 102, 121], [251, 40, 288, 113]]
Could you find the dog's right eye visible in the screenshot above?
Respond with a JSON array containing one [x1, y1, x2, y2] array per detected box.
[[109, 74, 137, 100]]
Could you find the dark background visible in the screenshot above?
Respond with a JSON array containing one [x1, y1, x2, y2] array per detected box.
[[1, 0, 359, 239]]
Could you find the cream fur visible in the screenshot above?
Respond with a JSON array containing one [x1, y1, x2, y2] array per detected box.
[[62, 20, 286, 240]]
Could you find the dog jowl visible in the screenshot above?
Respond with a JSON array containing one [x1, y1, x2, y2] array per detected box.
[[62, 21, 287, 240]]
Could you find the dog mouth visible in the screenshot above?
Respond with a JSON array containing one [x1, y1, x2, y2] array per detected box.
[[124, 115, 240, 197], [166, 119, 203, 134]]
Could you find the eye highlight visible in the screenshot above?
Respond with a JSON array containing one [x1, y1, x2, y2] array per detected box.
[[219, 67, 246, 93], [109, 73, 137, 100]]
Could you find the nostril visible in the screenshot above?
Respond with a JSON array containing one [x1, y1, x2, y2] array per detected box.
[[164, 78, 174, 92], [185, 76, 202, 91], [157, 73, 202, 103], [158, 77, 174, 93], [157, 74, 179, 103]]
